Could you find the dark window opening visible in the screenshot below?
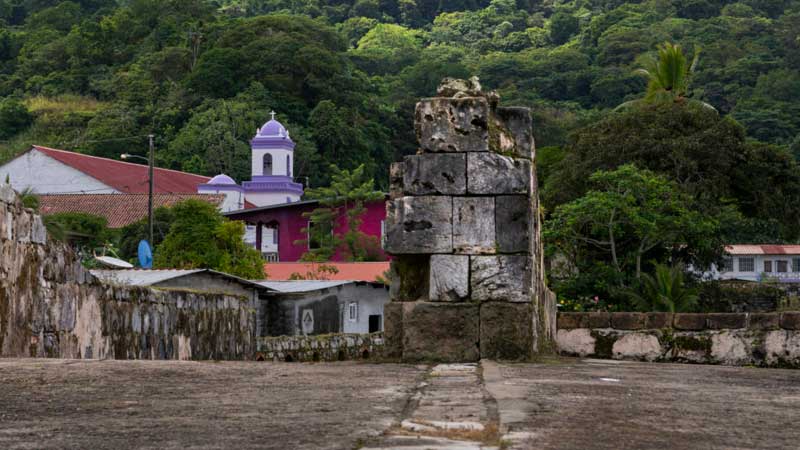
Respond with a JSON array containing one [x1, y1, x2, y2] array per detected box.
[[263, 153, 273, 176], [308, 220, 334, 250], [368, 315, 382, 333]]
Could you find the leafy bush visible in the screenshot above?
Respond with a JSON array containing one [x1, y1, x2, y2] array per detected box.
[[0, 98, 32, 139], [620, 264, 699, 313]]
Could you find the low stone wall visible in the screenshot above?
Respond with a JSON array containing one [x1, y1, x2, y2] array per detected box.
[[256, 332, 384, 362], [557, 312, 800, 368], [1, 184, 255, 360]]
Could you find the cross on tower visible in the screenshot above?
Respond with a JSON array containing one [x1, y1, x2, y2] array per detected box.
[[270, 110, 276, 121]]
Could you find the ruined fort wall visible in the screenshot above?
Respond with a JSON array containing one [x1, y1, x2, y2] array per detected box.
[[383, 79, 556, 362], [557, 312, 800, 367], [0, 184, 255, 360]]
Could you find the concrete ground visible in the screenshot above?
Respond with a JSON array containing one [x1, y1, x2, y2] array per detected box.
[[1, 358, 800, 449], [485, 358, 800, 450], [0, 359, 425, 450]]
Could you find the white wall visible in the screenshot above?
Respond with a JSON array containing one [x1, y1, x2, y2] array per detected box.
[[341, 291, 386, 334], [710, 254, 800, 281], [245, 191, 300, 207], [0, 149, 118, 194], [197, 187, 244, 212], [251, 148, 292, 177]]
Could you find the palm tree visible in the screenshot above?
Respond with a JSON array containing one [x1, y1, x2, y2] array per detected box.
[[618, 42, 715, 111], [622, 263, 699, 313]]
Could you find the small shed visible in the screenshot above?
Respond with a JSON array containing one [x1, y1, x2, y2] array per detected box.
[[255, 280, 389, 337], [91, 269, 271, 302]]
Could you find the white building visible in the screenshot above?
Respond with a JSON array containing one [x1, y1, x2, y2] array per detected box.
[[197, 112, 305, 258], [256, 280, 388, 336], [0, 145, 210, 196], [197, 111, 303, 210], [710, 245, 800, 282]]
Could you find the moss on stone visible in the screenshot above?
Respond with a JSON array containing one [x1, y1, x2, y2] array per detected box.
[[674, 335, 712, 354], [392, 255, 429, 300], [590, 330, 617, 358], [0, 284, 7, 352]]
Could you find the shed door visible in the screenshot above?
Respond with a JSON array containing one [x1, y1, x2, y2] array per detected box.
[[368, 315, 382, 333]]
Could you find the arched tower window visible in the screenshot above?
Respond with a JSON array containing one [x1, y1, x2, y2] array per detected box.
[[286, 155, 291, 176], [263, 154, 273, 176]]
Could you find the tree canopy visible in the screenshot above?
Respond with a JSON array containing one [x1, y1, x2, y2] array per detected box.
[[1, 0, 799, 188], [154, 199, 264, 278]]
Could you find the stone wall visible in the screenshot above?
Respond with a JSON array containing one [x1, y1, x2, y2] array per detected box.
[[383, 78, 555, 362], [256, 332, 384, 362], [0, 184, 255, 360], [557, 312, 800, 367]]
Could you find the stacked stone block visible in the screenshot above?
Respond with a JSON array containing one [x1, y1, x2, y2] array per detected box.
[[384, 78, 554, 362]]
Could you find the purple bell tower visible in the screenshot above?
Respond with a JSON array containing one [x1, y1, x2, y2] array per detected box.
[[243, 111, 304, 207]]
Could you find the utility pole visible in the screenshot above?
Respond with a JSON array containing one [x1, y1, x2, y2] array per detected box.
[[148, 134, 154, 247]]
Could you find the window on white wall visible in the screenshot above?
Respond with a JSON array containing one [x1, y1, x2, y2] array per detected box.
[[764, 260, 773, 273], [738, 257, 754, 272], [348, 302, 358, 321], [794, 258, 800, 272], [777, 260, 788, 273], [719, 257, 733, 272]]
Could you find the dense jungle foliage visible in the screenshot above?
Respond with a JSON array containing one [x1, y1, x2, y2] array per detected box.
[[2, 0, 799, 186], [3, 0, 800, 306]]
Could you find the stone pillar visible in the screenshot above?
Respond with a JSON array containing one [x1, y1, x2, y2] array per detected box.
[[384, 78, 555, 362]]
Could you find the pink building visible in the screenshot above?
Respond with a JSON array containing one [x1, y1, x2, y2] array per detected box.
[[224, 197, 388, 262]]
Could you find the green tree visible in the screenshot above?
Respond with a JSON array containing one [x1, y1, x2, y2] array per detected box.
[[349, 23, 423, 74], [298, 164, 384, 262], [621, 263, 699, 313], [549, 11, 578, 45], [545, 164, 719, 281], [154, 199, 264, 278], [0, 98, 33, 139], [629, 42, 711, 108], [117, 206, 175, 261], [545, 102, 745, 210]]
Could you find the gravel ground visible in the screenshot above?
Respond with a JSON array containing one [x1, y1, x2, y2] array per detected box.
[[0, 359, 425, 450], [485, 358, 800, 450]]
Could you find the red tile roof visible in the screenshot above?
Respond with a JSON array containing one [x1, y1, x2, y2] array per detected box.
[[33, 145, 210, 194], [726, 245, 800, 255], [264, 262, 390, 282], [38, 193, 225, 228]]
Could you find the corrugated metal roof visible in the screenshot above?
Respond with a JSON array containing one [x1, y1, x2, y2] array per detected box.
[[255, 280, 353, 293], [91, 269, 271, 290], [92, 269, 203, 286], [726, 245, 800, 255]]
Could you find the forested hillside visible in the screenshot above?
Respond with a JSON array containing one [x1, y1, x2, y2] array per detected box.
[[1, 0, 799, 188], [5, 0, 800, 307]]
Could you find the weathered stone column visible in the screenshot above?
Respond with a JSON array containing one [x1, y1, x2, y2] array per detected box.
[[384, 77, 556, 362]]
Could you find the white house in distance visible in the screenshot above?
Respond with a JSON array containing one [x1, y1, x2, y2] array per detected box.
[[710, 245, 800, 282]]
